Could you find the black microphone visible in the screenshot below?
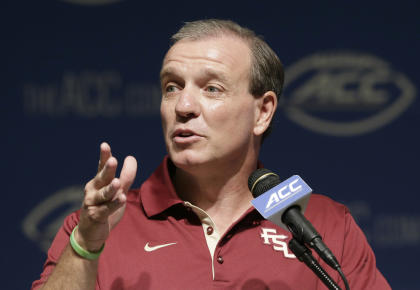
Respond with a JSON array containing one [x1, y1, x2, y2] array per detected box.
[[248, 168, 340, 270], [289, 238, 341, 290]]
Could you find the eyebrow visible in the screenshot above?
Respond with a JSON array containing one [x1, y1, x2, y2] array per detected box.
[[160, 66, 230, 84], [201, 68, 230, 84], [159, 67, 177, 82]]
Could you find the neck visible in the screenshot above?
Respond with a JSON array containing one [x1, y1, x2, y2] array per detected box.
[[173, 153, 258, 234]]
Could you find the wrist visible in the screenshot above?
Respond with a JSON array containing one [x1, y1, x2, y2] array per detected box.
[[74, 225, 105, 252], [70, 225, 104, 260]]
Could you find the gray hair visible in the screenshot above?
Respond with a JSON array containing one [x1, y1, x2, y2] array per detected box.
[[170, 19, 284, 141]]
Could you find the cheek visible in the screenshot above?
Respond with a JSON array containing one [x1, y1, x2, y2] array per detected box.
[[204, 102, 231, 130], [206, 100, 255, 134], [160, 102, 171, 134], [206, 101, 227, 116]]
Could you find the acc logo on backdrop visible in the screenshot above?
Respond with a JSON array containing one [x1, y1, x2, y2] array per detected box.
[[60, 0, 124, 6], [22, 186, 83, 252], [282, 52, 416, 136]]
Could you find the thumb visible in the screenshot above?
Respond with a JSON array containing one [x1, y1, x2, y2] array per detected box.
[[119, 156, 138, 193]]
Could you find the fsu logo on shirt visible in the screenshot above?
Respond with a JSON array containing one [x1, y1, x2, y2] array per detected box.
[[260, 228, 296, 259]]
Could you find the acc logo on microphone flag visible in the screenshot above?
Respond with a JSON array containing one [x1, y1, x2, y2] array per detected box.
[[251, 175, 312, 230], [265, 178, 302, 210]]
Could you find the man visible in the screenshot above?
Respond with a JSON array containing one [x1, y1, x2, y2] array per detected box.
[[33, 19, 390, 289]]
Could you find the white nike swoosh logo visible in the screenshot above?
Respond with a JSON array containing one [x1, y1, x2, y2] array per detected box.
[[144, 242, 177, 252]]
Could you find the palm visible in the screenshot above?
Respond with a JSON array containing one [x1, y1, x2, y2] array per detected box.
[[78, 144, 137, 249]]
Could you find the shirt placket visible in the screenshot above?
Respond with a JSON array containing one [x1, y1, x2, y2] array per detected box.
[[184, 201, 222, 279]]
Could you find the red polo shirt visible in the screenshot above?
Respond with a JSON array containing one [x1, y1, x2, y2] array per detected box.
[[32, 157, 390, 289]]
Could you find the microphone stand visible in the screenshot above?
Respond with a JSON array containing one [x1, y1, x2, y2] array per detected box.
[[288, 238, 342, 290]]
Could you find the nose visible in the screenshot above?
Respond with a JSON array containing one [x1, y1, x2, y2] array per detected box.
[[175, 86, 200, 120]]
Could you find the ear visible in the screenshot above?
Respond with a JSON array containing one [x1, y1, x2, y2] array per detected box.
[[253, 91, 277, 136]]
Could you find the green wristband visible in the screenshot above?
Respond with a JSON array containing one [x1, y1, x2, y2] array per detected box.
[[70, 225, 104, 260]]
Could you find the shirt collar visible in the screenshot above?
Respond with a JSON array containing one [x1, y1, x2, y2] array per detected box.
[[140, 156, 184, 217], [139, 156, 264, 218]]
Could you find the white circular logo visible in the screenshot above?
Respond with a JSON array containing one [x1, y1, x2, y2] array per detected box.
[[282, 52, 416, 136], [60, 0, 124, 6], [22, 186, 83, 252]]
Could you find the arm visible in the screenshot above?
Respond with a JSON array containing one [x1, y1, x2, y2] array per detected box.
[[39, 244, 99, 290], [32, 142, 137, 290]]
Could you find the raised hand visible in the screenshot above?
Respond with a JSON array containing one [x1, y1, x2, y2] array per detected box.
[[75, 142, 137, 251]]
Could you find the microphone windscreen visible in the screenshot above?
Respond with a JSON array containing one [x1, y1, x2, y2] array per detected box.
[[248, 168, 281, 197]]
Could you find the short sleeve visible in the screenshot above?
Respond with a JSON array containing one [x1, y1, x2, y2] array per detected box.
[[31, 211, 80, 290]]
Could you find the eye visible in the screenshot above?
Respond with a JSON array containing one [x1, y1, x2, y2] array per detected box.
[[166, 85, 179, 93], [206, 86, 220, 93]]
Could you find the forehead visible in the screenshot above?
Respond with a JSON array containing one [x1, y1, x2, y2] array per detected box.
[[161, 35, 252, 80]]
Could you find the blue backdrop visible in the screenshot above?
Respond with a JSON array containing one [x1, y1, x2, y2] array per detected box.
[[4, 0, 419, 289]]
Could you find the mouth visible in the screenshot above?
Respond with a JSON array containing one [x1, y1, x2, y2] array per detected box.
[[171, 129, 202, 144]]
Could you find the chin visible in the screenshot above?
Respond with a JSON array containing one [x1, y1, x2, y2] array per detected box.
[[168, 149, 211, 171], [170, 152, 201, 168]]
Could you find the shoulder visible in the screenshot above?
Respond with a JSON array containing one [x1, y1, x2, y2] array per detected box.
[[307, 194, 348, 214], [304, 194, 391, 289], [305, 194, 353, 247], [306, 193, 349, 222]]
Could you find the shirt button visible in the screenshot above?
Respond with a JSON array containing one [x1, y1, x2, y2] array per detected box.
[[217, 256, 224, 264], [207, 226, 214, 235], [252, 220, 260, 226]]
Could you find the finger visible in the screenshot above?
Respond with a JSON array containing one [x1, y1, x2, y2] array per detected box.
[[86, 178, 120, 206], [86, 196, 126, 222], [98, 142, 112, 173], [93, 156, 118, 189], [119, 156, 138, 193]]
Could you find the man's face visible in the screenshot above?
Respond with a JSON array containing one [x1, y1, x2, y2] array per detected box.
[[160, 35, 260, 170]]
